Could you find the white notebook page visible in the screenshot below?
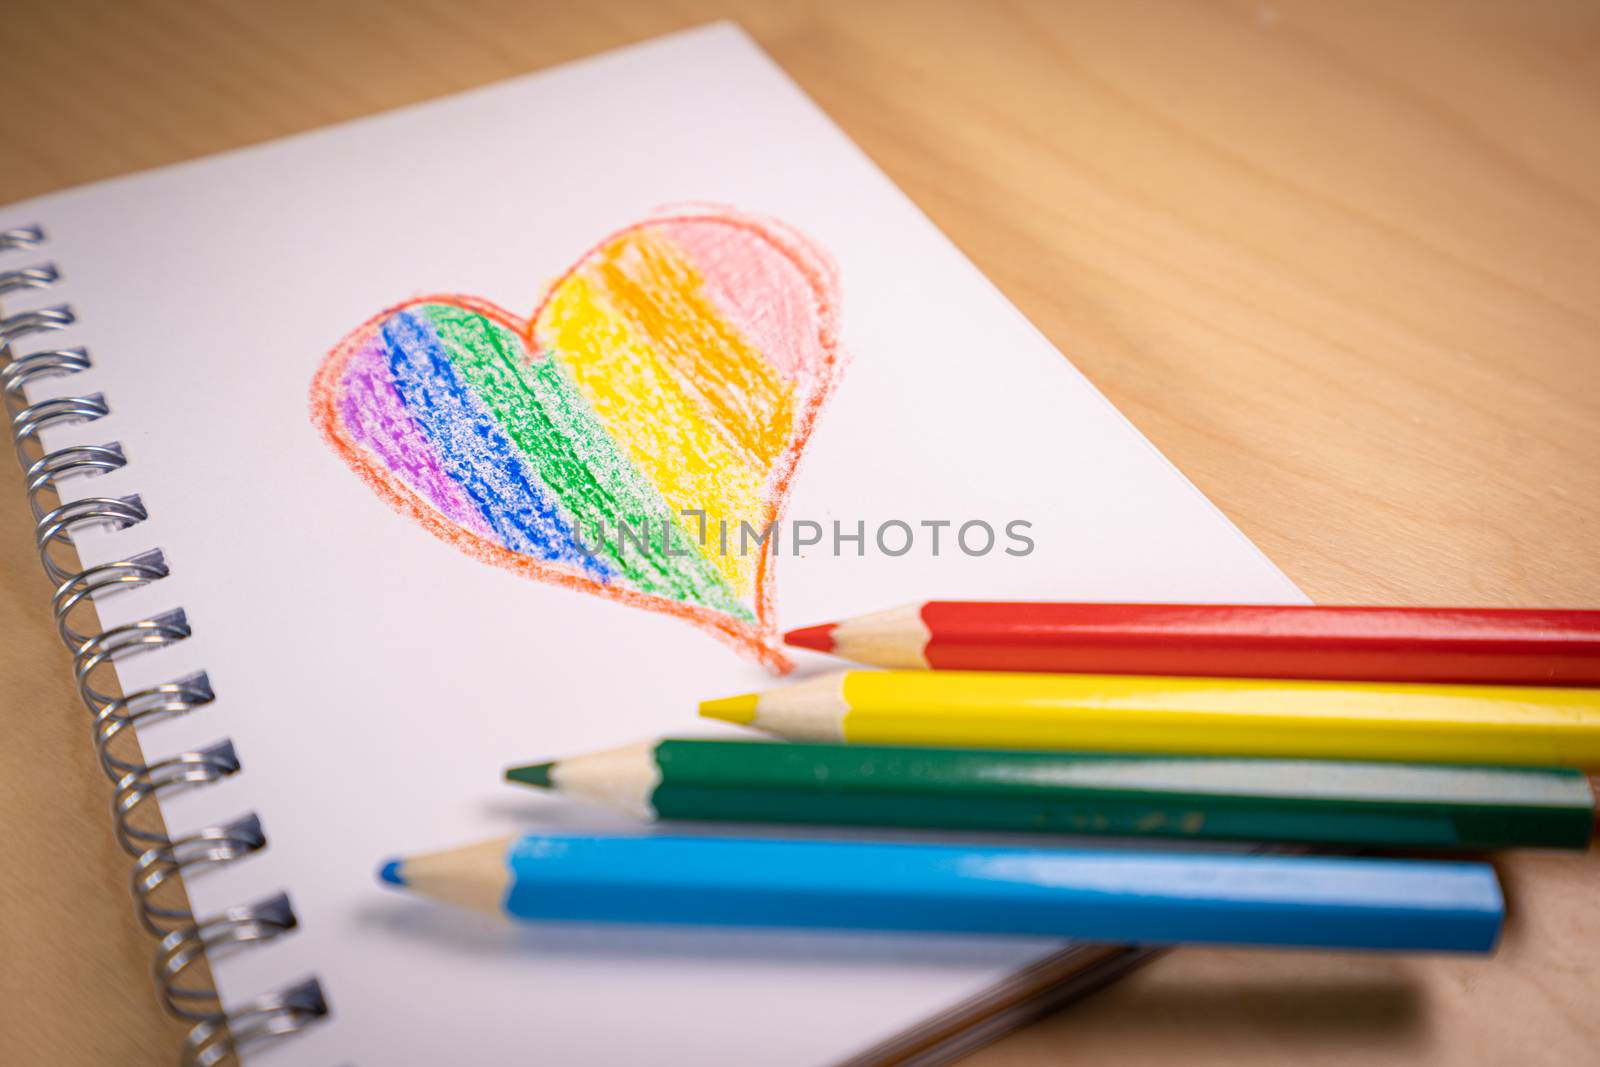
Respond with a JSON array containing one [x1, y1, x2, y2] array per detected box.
[[8, 23, 1305, 1065]]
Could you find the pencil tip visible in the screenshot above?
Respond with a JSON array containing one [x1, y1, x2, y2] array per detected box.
[[506, 761, 555, 788], [378, 859, 407, 887], [699, 692, 759, 725], [783, 623, 836, 653]]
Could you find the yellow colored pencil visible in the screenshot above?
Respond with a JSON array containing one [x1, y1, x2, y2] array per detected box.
[[699, 670, 1600, 767]]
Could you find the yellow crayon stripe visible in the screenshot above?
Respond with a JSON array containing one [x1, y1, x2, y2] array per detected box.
[[538, 230, 798, 593]]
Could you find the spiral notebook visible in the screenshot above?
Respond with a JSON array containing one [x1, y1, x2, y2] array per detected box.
[[0, 23, 1306, 1065]]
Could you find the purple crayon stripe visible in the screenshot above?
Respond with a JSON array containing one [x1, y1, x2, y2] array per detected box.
[[338, 334, 494, 538]]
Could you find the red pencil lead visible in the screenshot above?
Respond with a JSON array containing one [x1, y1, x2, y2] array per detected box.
[[783, 623, 837, 653]]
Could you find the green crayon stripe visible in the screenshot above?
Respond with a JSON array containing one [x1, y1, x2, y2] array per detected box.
[[646, 740, 1596, 850], [420, 305, 748, 618]]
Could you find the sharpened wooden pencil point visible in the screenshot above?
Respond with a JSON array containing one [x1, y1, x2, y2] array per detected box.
[[699, 693, 759, 724]]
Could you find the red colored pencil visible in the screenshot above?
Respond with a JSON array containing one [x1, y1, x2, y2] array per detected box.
[[783, 603, 1600, 686]]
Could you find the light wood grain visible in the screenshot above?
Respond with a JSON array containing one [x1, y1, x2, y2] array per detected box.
[[1, 1, 1596, 1064]]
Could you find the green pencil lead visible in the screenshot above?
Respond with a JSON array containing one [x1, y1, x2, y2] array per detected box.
[[506, 762, 555, 788]]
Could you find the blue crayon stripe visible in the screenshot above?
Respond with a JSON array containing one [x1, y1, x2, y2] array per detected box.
[[495, 834, 1502, 952], [380, 310, 609, 578]]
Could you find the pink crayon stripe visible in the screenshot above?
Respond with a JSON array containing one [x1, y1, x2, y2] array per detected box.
[[657, 219, 828, 385], [338, 334, 493, 538]]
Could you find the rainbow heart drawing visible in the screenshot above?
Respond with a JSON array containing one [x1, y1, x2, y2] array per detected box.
[[309, 207, 843, 671]]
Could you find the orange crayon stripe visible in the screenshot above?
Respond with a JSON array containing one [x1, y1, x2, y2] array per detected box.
[[591, 230, 797, 464]]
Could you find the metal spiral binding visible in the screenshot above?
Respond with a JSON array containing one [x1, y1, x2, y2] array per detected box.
[[0, 262, 59, 296], [25, 441, 126, 518], [73, 609, 194, 713], [36, 493, 148, 583], [12, 392, 108, 466], [183, 978, 330, 1067], [156, 892, 301, 1021], [93, 672, 215, 780], [135, 814, 269, 936], [0, 223, 47, 251], [0, 346, 89, 414], [112, 739, 243, 856], [0, 225, 328, 1059], [53, 547, 169, 647]]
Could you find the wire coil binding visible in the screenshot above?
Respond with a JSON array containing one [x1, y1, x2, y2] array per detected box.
[[0, 225, 328, 1059], [1, 346, 89, 414], [135, 813, 269, 935], [26, 440, 126, 518], [183, 977, 329, 1067]]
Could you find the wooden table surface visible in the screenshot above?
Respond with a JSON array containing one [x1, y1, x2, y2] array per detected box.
[[2, 1, 1596, 1064]]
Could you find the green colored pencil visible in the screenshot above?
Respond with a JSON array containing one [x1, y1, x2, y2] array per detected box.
[[506, 738, 1597, 850]]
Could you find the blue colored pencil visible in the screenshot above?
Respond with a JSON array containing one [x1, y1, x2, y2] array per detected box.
[[378, 833, 1504, 952]]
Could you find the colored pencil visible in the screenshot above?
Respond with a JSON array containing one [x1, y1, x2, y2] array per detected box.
[[700, 670, 1600, 767], [784, 603, 1600, 685], [506, 739, 1597, 850], [378, 832, 1503, 951]]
